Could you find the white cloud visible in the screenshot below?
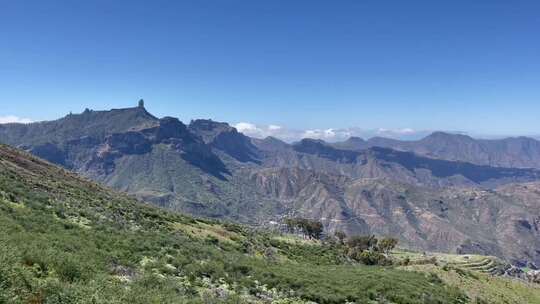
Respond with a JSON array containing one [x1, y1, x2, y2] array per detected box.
[[375, 128, 422, 138], [233, 122, 428, 142], [233, 122, 304, 142], [300, 127, 426, 141], [377, 128, 415, 135], [268, 125, 282, 131], [234, 122, 259, 133], [0, 115, 33, 124], [302, 128, 352, 141], [233, 122, 275, 138]]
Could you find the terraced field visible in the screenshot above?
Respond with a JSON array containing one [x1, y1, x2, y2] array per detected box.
[[393, 250, 502, 272], [449, 256, 502, 275], [392, 250, 540, 304]]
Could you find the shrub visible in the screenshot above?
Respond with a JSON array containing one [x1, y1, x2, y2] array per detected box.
[[55, 257, 83, 283], [284, 218, 324, 240], [401, 257, 411, 266], [378, 237, 398, 255], [346, 235, 378, 252], [334, 230, 347, 244]]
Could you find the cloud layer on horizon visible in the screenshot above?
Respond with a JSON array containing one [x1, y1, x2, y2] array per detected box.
[[233, 122, 431, 142], [0, 115, 33, 124]]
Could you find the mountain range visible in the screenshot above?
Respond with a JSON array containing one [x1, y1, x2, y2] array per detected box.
[[6, 141, 539, 303], [2, 102, 540, 266], [332, 132, 540, 169]]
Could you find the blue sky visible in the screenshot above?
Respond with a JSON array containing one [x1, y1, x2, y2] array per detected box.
[[1, 0, 539, 140]]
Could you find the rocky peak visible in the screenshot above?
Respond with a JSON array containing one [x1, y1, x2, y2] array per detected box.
[[188, 119, 234, 143], [189, 119, 232, 131], [188, 119, 261, 163], [252, 136, 290, 151], [154, 117, 192, 142], [421, 131, 474, 144]]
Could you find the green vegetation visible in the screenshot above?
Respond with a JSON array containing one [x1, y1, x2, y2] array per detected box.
[[0, 144, 537, 303], [334, 234, 397, 266]]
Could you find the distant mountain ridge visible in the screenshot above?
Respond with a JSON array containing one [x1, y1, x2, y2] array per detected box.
[[2, 103, 540, 265], [254, 138, 540, 188], [332, 131, 540, 169]]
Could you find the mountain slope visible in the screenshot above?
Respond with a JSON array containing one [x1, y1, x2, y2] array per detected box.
[[0, 143, 474, 304], [249, 166, 540, 265]]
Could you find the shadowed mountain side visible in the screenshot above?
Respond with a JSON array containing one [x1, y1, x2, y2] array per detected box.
[[255, 139, 540, 188], [369, 147, 540, 186], [293, 138, 359, 163]]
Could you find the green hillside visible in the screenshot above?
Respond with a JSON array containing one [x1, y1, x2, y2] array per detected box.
[[0, 143, 537, 304]]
